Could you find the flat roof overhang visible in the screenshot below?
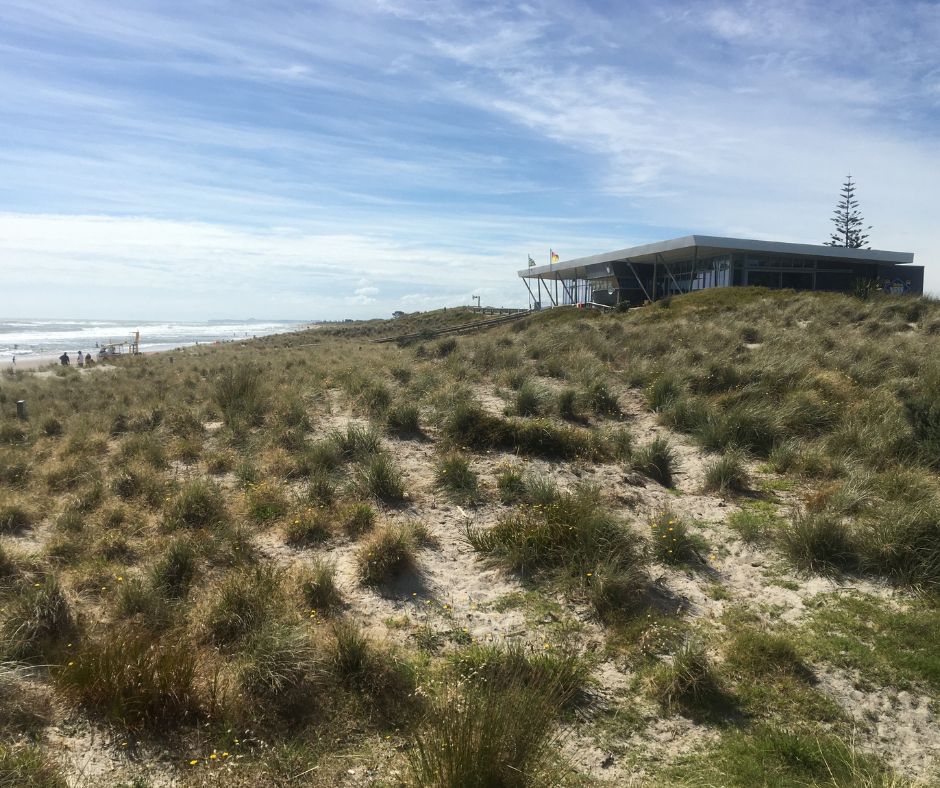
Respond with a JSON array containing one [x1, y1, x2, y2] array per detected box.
[[518, 235, 916, 279]]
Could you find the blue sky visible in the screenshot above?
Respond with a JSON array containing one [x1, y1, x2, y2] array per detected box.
[[1, 0, 938, 320]]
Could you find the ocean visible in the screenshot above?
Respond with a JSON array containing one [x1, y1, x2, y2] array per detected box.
[[0, 319, 309, 362]]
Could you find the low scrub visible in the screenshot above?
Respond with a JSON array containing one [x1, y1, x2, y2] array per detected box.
[[0, 743, 66, 787], [151, 538, 199, 598], [285, 507, 334, 546], [443, 401, 599, 460]]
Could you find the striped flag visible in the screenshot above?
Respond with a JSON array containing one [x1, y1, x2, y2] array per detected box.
[[528, 255, 536, 268]]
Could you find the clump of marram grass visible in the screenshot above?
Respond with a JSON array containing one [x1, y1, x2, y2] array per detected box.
[[329, 423, 381, 462], [649, 510, 704, 565], [357, 522, 428, 585], [235, 621, 321, 723], [357, 453, 407, 503], [585, 380, 621, 417], [780, 510, 857, 574], [650, 640, 726, 713], [556, 387, 580, 421], [0, 500, 33, 533], [285, 506, 333, 546], [467, 486, 647, 615], [633, 436, 678, 487], [496, 464, 527, 505], [163, 478, 227, 529], [200, 566, 283, 648], [386, 401, 422, 437], [513, 380, 546, 416], [449, 642, 589, 708], [409, 668, 562, 787], [0, 743, 66, 786], [340, 501, 376, 536], [55, 630, 201, 727], [1, 578, 74, 660], [298, 560, 343, 615], [724, 628, 812, 681], [213, 364, 267, 426], [703, 449, 749, 494], [442, 401, 600, 460], [328, 620, 416, 719], [151, 539, 199, 599], [245, 480, 288, 523], [434, 452, 479, 505]]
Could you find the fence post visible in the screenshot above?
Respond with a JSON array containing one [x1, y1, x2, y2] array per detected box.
[[16, 400, 28, 420]]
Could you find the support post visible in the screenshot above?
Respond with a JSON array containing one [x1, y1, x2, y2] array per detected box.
[[626, 261, 652, 303], [522, 277, 537, 310], [652, 260, 657, 301], [16, 400, 27, 420]]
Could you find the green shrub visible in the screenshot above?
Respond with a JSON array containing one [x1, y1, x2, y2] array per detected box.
[[357, 454, 407, 503], [703, 450, 749, 494], [55, 631, 200, 727], [163, 478, 226, 529], [434, 452, 479, 504], [633, 436, 677, 487], [213, 364, 267, 426], [856, 502, 940, 588]]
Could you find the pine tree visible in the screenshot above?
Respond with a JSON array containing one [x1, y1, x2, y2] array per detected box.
[[825, 175, 872, 248]]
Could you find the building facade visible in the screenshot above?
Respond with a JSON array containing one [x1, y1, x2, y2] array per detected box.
[[518, 236, 923, 308]]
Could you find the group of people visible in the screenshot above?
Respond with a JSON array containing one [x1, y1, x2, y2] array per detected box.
[[58, 350, 95, 368]]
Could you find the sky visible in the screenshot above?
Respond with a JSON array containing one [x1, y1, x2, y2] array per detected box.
[[1, 0, 938, 320]]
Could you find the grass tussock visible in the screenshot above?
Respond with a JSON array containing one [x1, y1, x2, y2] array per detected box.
[[703, 449, 750, 494], [434, 452, 480, 505], [633, 436, 678, 487], [357, 522, 427, 585], [1, 578, 74, 660], [55, 631, 201, 727]]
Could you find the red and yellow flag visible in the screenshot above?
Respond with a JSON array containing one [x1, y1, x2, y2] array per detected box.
[[550, 249, 560, 264]]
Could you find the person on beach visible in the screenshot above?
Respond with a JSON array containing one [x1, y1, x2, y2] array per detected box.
[[77, 351, 84, 368], [59, 352, 70, 366]]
